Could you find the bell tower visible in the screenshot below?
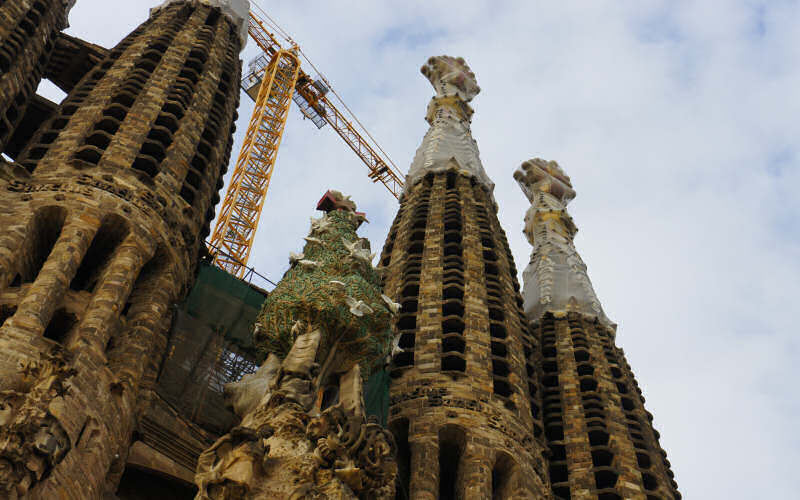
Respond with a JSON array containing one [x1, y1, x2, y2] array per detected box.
[[515, 158, 680, 500], [0, 1, 247, 497], [380, 56, 550, 500]]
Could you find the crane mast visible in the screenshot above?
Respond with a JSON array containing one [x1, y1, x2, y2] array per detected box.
[[210, 11, 403, 278]]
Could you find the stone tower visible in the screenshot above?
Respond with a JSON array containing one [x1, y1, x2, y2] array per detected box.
[[515, 159, 680, 500], [380, 56, 550, 499], [0, 0, 246, 497], [0, 0, 74, 152]]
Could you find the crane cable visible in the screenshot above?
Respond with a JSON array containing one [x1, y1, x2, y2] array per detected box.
[[251, 2, 293, 45], [250, 1, 402, 175]]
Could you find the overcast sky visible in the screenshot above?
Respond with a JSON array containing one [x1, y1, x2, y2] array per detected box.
[[40, 1, 800, 498]]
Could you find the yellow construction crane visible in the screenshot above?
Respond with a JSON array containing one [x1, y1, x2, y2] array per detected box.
[[210, 9, 404, 278]]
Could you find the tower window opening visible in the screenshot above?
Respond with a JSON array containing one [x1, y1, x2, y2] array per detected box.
[[594, 469, 619, 489], [442, 301, 464, 317], [438, 426, 465, 500], [588, 430, 610, 446], [392, 350, 414, 368], [0, 305, 17, 327], [398, 333, 415, 349], [396, 314, 416, 330], [441, 355, 465, 372], [391, 418, 411, 500], [44, 308, 77, 344], [545, 425, 564, 441], [549, 463, 568, 484], [492, 359, 510, 377], [70, 215, 128, 292], [493, 379, 513, 397], [490, 323, 507, 339], [441, 335, 465, 354], [490, 341, 507, 357], [492, 453, 516, 500], [552, 486, 571, 499], [592, 449, 614, 467], [23, 207, 66, 284], [550, 444, 566, 461], [574, 349, 590, 362]]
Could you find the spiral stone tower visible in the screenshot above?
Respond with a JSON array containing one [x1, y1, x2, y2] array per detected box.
[[0, 1, 246, 497], [0, 0, 74, 152], [380, 56, 550, 500], [515, 159, 680, 500]]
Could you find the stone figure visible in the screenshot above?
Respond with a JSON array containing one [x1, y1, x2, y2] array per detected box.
[[195, 191, 398, 500]]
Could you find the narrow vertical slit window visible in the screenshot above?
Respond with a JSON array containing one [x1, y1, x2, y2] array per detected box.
[[438, 426, 465, 500], [70, 215, 128, 292], [22, 206, 66, 284]]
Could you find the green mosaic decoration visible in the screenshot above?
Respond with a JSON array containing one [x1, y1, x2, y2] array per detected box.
[[254, 201, 396, 378]]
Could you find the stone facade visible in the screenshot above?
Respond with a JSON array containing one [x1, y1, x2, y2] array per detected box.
[[381, 56, 550, 499], [0, 0, 72, 152], [515, 159, 680, 500], [0, 1, 243, 497], [0, 1, 681, 496]]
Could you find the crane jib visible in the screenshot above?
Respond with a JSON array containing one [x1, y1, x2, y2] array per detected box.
[[210, 9, 403, 277]]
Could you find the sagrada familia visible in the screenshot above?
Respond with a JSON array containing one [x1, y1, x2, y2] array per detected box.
[[0, 1, 680, 499]]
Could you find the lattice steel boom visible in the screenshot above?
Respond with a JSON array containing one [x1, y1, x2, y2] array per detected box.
[[210, 49, 300, 277], [210, 10, 403, 277]]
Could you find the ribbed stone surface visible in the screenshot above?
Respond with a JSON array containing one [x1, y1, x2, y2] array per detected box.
[[0, 0, 70, 152], [532, 314, 680, 500], [0, 2, 242, 497], [381, 170, 550, 499], [518, 160, 680, 500]]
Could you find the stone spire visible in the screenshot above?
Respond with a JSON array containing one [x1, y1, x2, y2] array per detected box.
[[404, 56, 494, 195], [515, 159, 680, 499], [153, 0, 250, 48], [380, 57, 550, 499], [514, 158, 614, 328]]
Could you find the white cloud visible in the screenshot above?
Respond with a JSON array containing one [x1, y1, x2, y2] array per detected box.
[[39, 1, 800, 497]]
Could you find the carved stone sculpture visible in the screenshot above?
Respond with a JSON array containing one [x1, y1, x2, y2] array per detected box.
[[195, 192, 397, 499], [405, 55, 495, 193], [0, 346, 75, 499], [514, 158, 614, 326]]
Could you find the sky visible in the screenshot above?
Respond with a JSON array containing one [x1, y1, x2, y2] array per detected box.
[[39, 1, 800, 498]]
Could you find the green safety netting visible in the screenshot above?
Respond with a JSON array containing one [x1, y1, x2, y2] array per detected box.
[[184, 262, 267, 354], [364, 368, 390, 426], [156, 263, 267, 434]]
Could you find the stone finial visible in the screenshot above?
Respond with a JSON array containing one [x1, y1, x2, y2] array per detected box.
[[514, 159, 577, 248], [404, 56, 494, 194], [420, 56, 480, 102], [515, 158, 614, 328], [514, 158, 575, 205]]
